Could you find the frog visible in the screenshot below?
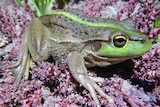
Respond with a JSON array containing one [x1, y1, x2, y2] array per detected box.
[[10, 10, 151, 106]]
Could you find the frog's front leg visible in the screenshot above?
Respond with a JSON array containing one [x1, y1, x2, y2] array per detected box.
[[67, 51, 114, 106]]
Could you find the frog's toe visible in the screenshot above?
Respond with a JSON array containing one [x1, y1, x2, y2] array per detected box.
[[13, 61, 30, 90], [10, 50, 32, 90], [89, 76, 104, 83], [92, 82, 114, 104], [6, 53, 23, 69], [86, 77, 114, 105], [79, 75, 101, 106], [89, 77, 114, 103]]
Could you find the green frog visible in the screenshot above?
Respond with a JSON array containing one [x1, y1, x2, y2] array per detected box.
[[10, 10, 151, 106]]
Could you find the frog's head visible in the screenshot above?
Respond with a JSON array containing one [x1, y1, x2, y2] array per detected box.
[[81, 27, 151, 67]]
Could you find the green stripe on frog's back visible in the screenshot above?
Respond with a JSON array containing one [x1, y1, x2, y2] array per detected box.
[[40, 10, 109, 40], [48, 10, 136, 31], [40, 10, 147, 41], [48, 11, 118, 28]]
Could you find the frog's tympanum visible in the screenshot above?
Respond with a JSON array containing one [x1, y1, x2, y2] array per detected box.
[[10, 10, 151, 106]]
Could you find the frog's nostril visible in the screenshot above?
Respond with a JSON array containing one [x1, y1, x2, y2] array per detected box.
[[129, 35, 145, 43]]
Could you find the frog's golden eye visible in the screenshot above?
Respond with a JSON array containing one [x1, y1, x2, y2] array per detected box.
[[113, 35, 127, 48], [91, 42, 102, 51]]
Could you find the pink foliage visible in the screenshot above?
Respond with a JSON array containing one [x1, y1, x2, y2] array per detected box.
[[0, 0, 160, 106]]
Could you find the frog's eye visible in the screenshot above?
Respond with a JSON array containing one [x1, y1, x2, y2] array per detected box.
[[113, 35, 127, 48], [91, 42, 102, 51]]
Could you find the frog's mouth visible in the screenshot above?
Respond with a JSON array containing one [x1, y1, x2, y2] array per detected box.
[[84, 52, 141, 67]]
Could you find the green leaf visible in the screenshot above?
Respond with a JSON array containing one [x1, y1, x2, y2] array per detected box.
[[154, 16, 160, 27], [154, 16, 160, 42], [16, 0, 24, 7], [16, 0, 52, 17]]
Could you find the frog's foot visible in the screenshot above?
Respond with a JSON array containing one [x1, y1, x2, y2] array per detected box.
[[67, 51, 114, 106], [7, 42, 32, 90], [75, 74, 114, 106]]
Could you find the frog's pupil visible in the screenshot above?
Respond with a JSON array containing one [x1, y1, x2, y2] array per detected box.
[[117, 38, 124, 43]]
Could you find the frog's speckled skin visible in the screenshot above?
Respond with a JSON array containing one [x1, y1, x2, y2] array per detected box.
[[10, 10, 151, 106]]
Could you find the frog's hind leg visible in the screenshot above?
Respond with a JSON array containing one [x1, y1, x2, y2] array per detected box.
[[27, 18, 50, 62], [12, 18, 50, 89]]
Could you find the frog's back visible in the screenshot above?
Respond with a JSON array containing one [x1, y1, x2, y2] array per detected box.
[[40, 10, 136, 43], [39, 10, 113, 42]]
